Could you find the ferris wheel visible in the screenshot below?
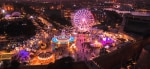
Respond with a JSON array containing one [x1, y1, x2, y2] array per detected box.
[[72, 9, 95, 32]]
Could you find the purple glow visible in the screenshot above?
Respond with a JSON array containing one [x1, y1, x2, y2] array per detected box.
[[19, 50, 29, 58], [100, 37, 114, 45], [73, 9, 95, 32]]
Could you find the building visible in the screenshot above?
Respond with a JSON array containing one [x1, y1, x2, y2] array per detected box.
[[123, 13, 150, 36]]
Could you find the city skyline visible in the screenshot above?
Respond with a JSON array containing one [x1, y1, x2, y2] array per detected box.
[[0, 0, 149, 69]]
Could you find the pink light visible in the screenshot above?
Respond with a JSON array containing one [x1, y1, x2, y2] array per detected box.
[[104, 45, 110, 49], [102, 38, 106, 41], [107, 38, 110, 40], [82, 18, 86, 22], [73, 9, 95, 32]]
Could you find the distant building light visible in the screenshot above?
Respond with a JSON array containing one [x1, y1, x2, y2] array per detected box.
[[30, 16, 34, 19], [73, 4, 76, 7]]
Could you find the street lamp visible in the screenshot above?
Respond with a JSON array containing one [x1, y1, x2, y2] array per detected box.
[[1, 9, 5, 14]]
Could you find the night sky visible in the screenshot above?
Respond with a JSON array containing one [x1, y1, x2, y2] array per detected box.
[[1, 0, 149, 4]]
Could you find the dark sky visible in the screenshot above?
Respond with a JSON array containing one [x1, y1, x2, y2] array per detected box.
[[1, 0, 150, 4], [3, 0, 96, 2]]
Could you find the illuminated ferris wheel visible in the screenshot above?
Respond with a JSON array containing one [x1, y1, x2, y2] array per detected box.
[[72, 9, 95, 32]]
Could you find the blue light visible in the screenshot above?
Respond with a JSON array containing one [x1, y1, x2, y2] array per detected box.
[[52, 36, 75, 44], [52, 37, 58, 43], [69, 36, 75, 42]]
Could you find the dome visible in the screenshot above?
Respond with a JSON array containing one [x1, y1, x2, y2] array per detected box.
[[11, 12, 21, 17], [5, 14, 11, 19]]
